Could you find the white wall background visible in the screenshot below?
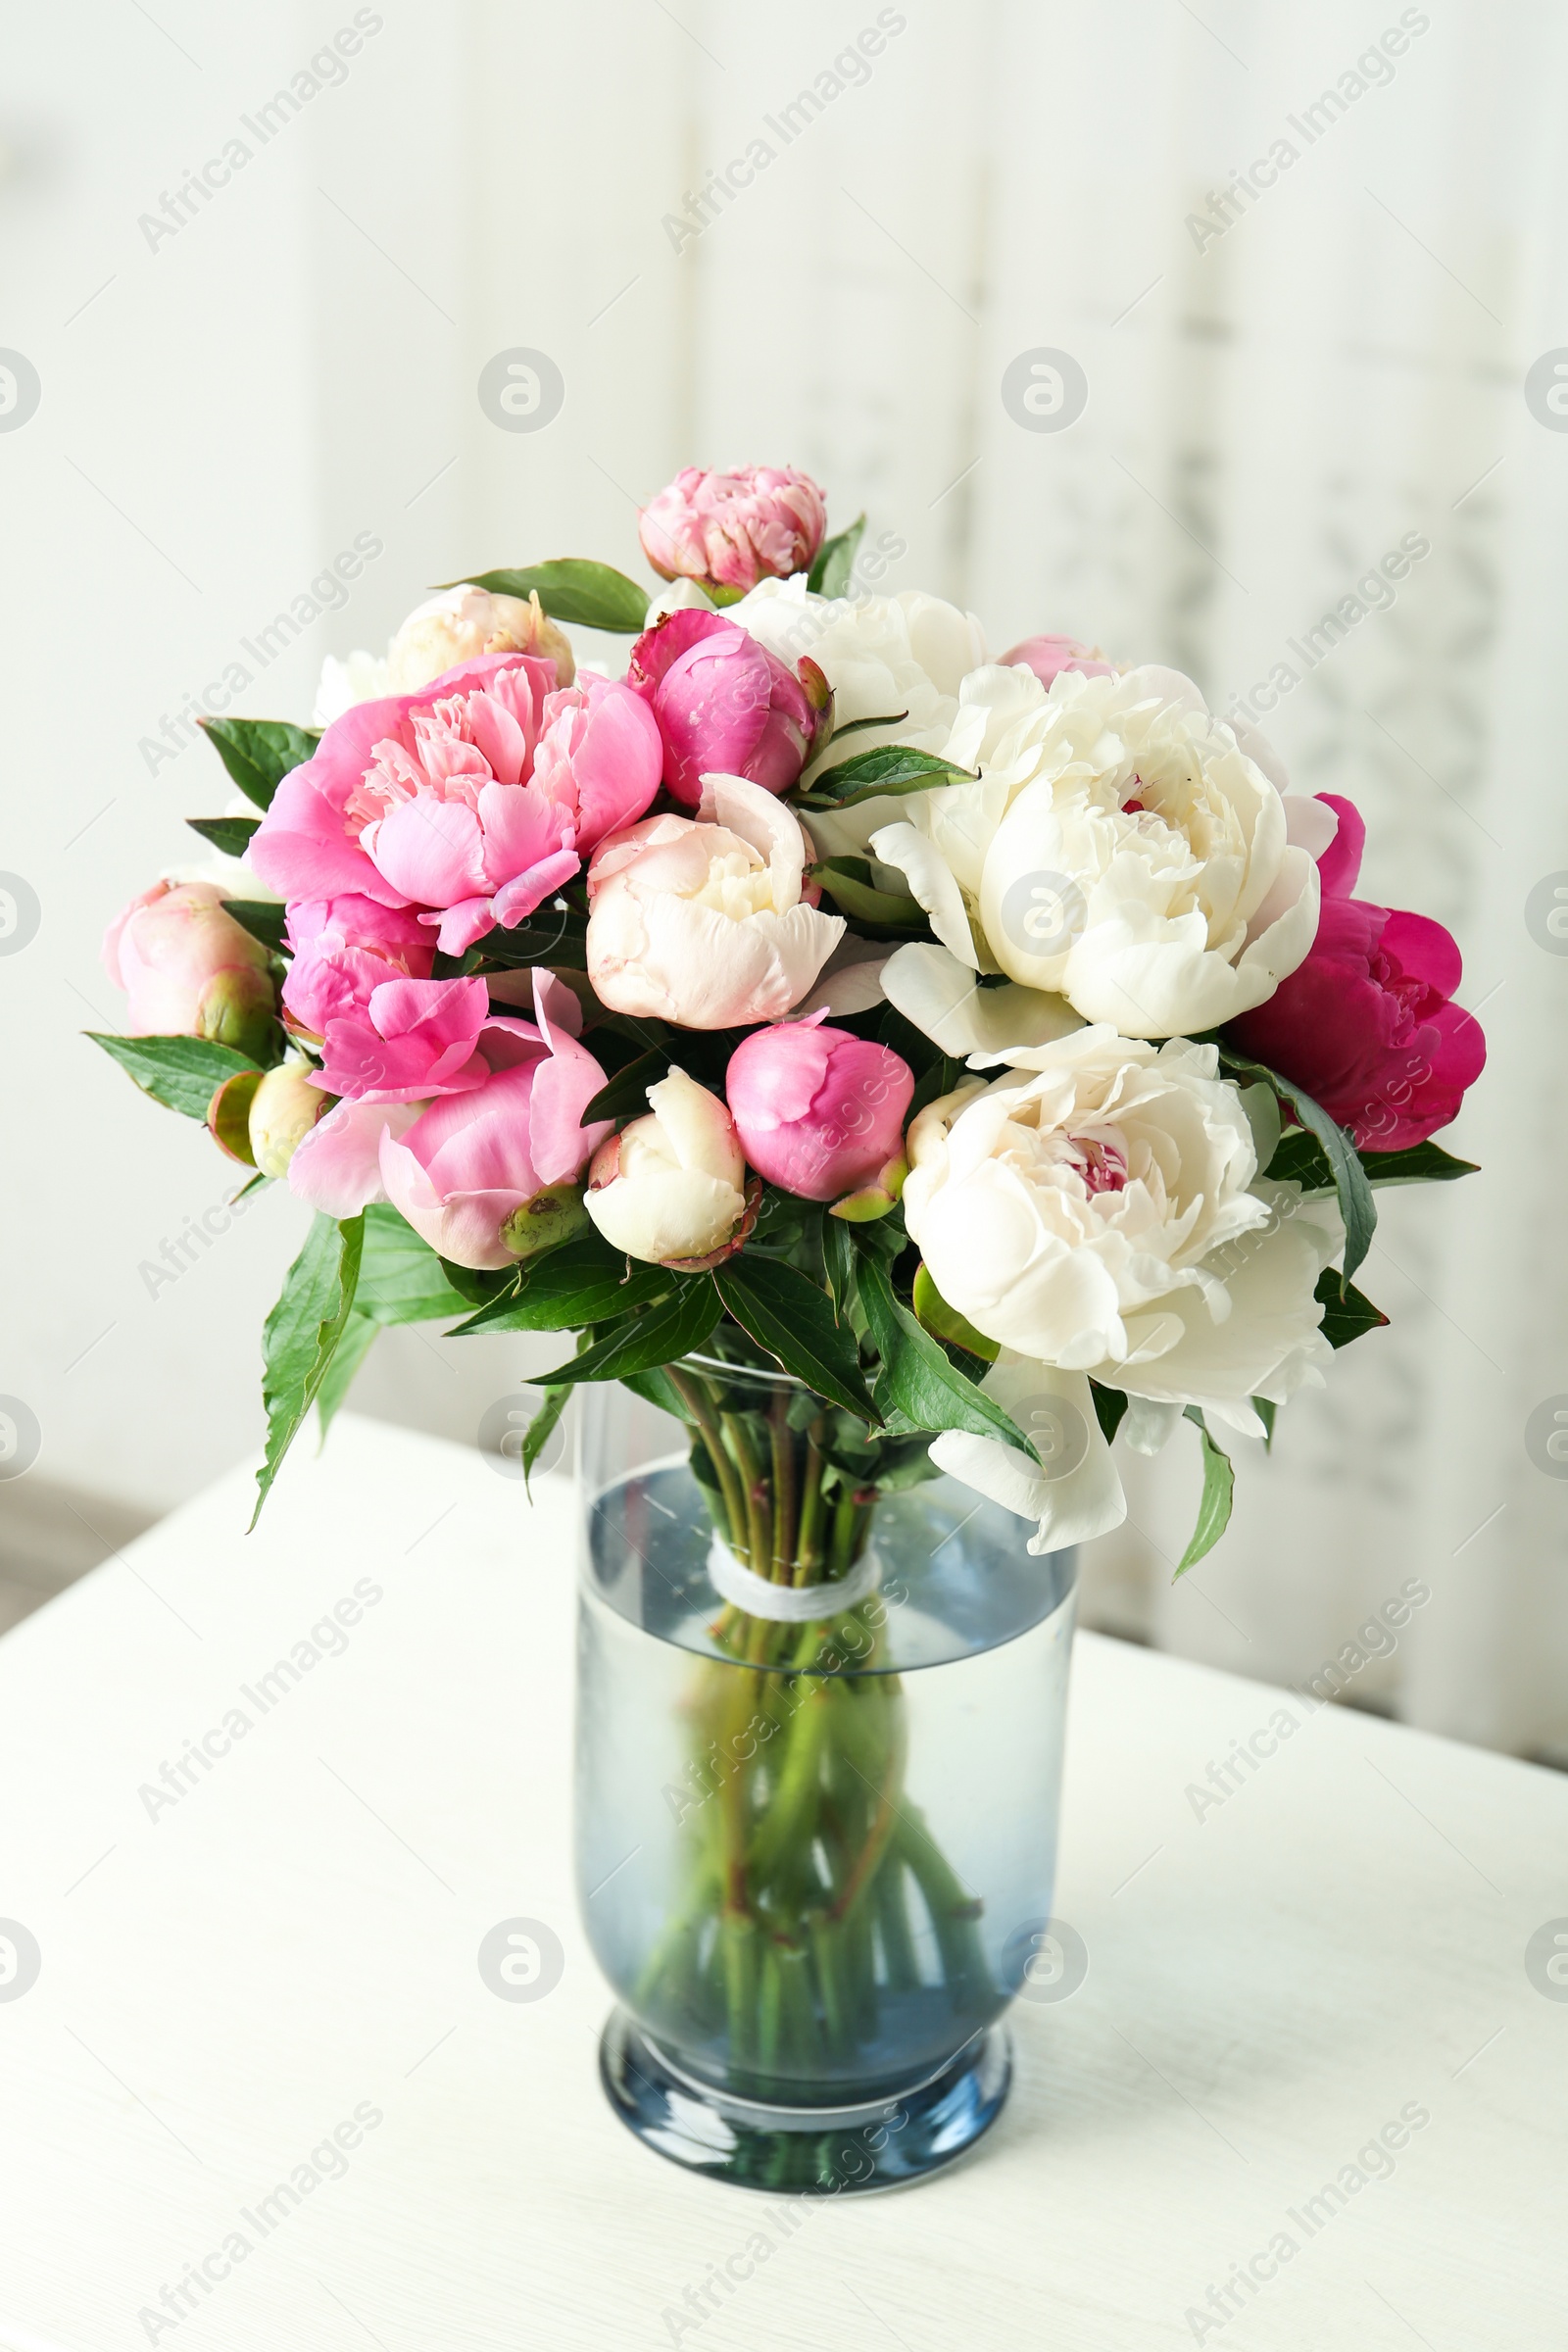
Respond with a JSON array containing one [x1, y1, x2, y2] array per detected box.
[[5, 0, 1567, 1756]]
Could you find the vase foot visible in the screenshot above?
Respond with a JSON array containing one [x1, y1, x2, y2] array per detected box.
[[597, 2010, 1011, 2193]]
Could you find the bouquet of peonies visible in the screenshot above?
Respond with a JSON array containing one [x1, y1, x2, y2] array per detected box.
[[96, 460, 1486, 1572]]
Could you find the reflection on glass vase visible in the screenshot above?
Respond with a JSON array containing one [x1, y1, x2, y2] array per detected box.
[[575, 1348, 1077, 2192]]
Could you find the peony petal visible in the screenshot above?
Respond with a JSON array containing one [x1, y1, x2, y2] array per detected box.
[[929, 1357, 1126, 1553], [882, 941, 1082, 1059], [289, 1098, 422, 1214], [370, 796, 488, 907]]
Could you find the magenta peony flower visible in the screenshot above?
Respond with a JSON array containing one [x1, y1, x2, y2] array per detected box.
[[1227, 794, 1486, 1151], [1000, 634, 1116, 689], [627, 608, 827, 808], [377, 975, 612, 1269], [103, 879, 275, 1061], [249, 655, 662, 958], [638, 465, 827, 596], [281, 893, 434, 1043], [725, 1015, 914, 1203]]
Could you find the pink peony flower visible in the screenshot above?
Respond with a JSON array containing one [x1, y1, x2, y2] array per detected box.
[[103, 879, 275, 1060], [1227, 794, 1486, 1151], [289, 972, 611, 1253], [638, 465, 827, 595], [281, 894, 434, 1043], [725, 1016, 914, 1203], [1000, 634, 1116, 689], [377, 975, 612, 1269], [586, 775, 844, 1030], [249, 655, 662, 958], [627, 608, 827, 808], [311, 973, 494, 1104]]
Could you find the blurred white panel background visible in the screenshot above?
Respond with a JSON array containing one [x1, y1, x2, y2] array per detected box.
[[3, 0, 1565, 1753]]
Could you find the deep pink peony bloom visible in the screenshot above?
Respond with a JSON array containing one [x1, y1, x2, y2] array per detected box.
[[627, 609, 827, 808], [638, 466, 827, 595], [288, 972, 611, 1252], [1228, 794, 1486, 1151], [281, 894, 434, 1043], [311, 973, 494, 1104], [1000, 634, 1116, 689], [103, 879, 275, 1059], [249, 655, 661, 957], [377, 974, 612, 1268], [725, 1015, 914, 1202]]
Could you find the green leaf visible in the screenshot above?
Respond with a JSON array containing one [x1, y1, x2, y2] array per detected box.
[[1175, 1408, 1234, 1577], [354, 1204, 473, 1325], [855, 1253, 1033, 1456], [1264, 1128, 1333, 1190], [1221, 1049, 1375, 1287], [617, 1365, 690, 1419], [1314, 1269, 1391, 1349], [478, 906, 589, 970], [185, 814, 260, 858], [87, 1031, 261, 1119], [1357, 1140, 1480, 1187], [1252, 1396, 1277, 1451], [198, 716, 320, 812], [580, 1049, 668, 1128], [796, 743, 974, 813], [316, 1311, 378, 1443], [822, 1216, 859, 1328], [810, 858, 928, 931], [252, 1213, 364, 1528], [450, 562, 651, 633], [450, 1234, 675, 1334], [538, 1277, 721, 1387], [713, 1258, 879, 1422], [437, 1258, 515, 1307], [910, 1264, 998, 1362], [1091, 1382, 1128, 1446], [808, 514, 865, 598], [828, 708, 909, 743], [518, 1384, 570, 1493], [221, 900, 288, 954]]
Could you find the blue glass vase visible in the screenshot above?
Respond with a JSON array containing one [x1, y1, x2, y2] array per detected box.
[[574, 1356, 1077, 2193]]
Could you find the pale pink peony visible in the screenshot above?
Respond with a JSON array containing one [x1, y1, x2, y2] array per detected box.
[[1000, 634, 1116, 688], [585, 775, 843, 1030], [638, 466, 827, 595], [585, 1068, 748, 1267], [627, 608, 828, 808], [725, 1016, 914, 1203], [249, 655, 661, 958], [103, 879, 274, 1060]]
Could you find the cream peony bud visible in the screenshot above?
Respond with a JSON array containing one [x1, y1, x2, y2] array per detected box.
[[584, 1068, 748, 1267], [248, 1063, 330, 1180], [385, 585, 575, 692]]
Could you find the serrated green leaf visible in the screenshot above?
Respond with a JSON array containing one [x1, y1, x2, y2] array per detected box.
[[185, 814, 261, 858], [1314, 1269, 1391, 1349], [354, 1203, 473, 1325], [252, 1213, 364, 1527], [316, 1311, 378, 1443], [539, 1277, 721, 1386], [450, 1233, 675, 1334], [221, 900, 289, 953], [1175, 1407, 1234, 1577], [1221, 1048, 1375, 1287], [808, 514, 865, 598], [199, 716, 320, 812], [713, 1258, 879, 1422], [855, 1253, 1032, 1456], [796, 744, 974, 813], [450, 561, 651, 633], [1357, 1139, 1479, 1187], [87, 1031, 261, 1119]]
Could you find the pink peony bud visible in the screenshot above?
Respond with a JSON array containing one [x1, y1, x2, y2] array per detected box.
[[638, 466, 827, 597], [725, 1017, 914, 1203], [103, 880, 276, 1062], [584, 1068, 749, 1267], [627, 609, 826, 807], [1000, 634, 1117, 689]]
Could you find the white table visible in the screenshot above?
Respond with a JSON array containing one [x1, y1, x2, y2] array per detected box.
[[0, 1415, 1562, 2352]]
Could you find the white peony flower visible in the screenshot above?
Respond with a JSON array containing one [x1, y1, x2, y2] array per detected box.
[[726, 577, 987, 863], [313, 648, 390, 726], [870, 662, 1330, 1040], [903, 1028, 1343, 1435]]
